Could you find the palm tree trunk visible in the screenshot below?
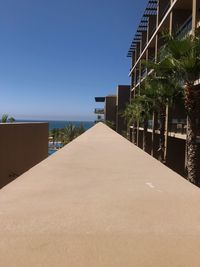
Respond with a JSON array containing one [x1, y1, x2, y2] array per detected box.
[[132, 123, 136, 144], [127, 125, 130, 140], [136, 120, 139, 146], [184, 84, 200, 185], [164, 104, 169, 162], [185, 117, 189, 173], [143, 118, 148, 152], [187, 116, 199, 184], [159, 106, 166, 163], [151, 112, 158, 157], [151, 112, 155, 156]]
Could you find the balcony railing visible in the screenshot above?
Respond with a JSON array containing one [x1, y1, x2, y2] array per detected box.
[[141, 69, 148, 80], [94, 108, 104, 114], [176, 16, 192, 38], [135, 76, 140, 86], [168, 119, 187, 135], [159, 2, 170, 22], [143, 119, 187, 136]]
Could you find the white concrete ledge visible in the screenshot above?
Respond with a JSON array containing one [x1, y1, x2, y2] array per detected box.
[[0, 122, 200, 266]]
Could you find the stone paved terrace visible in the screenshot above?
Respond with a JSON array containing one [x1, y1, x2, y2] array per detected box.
[[1, 122, 200, 266]]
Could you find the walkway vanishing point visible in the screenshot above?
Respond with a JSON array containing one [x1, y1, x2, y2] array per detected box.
[[0, 122, 200, 266]]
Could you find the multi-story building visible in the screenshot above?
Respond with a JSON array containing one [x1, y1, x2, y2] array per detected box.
[[127, 0, 200, 175], [128, 0, 200, 86], [116, 85, 131, 134], [94, 85, 130, 133], [94, 96, 117, 127], [94, 97, 105, 122]]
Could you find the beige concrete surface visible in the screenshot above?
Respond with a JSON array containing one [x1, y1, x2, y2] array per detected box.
[[0, 122, 200, 266]]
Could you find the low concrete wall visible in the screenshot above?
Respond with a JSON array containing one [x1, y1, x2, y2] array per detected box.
[[0, 123, 48, 188], [1, 123, 200, 266]]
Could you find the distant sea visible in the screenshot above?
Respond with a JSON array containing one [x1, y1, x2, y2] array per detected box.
[[16, 120, 94, 131]]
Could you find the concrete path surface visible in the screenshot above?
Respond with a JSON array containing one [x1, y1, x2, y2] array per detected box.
[[0, 122, 200, 266]]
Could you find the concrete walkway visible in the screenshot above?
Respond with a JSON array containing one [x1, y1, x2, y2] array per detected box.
[[0, 122, 200, 266]]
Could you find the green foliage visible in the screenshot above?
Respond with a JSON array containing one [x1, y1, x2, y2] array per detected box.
[[123, 99, 142, 126], [63, 123, 79, 144], [1, 114, 15, 123], [76, 123, 85, 135], [104, 120, 115, 129], [50, 128, 61, 144], [142, 30, 200, 106], [158, 30, 200, 85], [8, 117, 15, 122], [1, 114, 9, 123], [129, 30, 200, 126], [123, 89, 154, 127], [49, 123, 86, 145], [144, 55, 182, 107]]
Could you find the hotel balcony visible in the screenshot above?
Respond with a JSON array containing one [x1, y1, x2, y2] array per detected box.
[[94, 108, 104, 115], [1, 123, 200, 266], [176, 16, 192, 38], [159, 0, 170, 22], [128, 0, 200, 80], [95, 97, 105, 103]]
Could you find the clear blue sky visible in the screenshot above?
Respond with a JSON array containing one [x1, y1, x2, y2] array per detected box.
[[0, 0, 147, 121]]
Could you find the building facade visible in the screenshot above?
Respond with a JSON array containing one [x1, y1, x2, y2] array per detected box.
[[95, 85, 130, 133], [127, 0, 200, 176]]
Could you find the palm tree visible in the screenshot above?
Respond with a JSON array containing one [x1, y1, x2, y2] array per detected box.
[[132, 93, 154, 151], [1, 114, 9, 123], [145, 55, 182, 162], [1, 114, 15, 123], [51, 128, 57, 145], [8, 117, 15, 122], [161, 31, 200, 185], [63, 123, 77, 144], [63, 123, 85, 144], [76, 123, 85, 135], [123, 100, 141, 144]]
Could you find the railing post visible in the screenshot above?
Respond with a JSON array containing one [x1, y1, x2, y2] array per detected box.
[[192, 0, 200, 34]]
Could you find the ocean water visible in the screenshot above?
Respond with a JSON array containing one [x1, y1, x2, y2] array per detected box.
[[16, 120, 94, 131]]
